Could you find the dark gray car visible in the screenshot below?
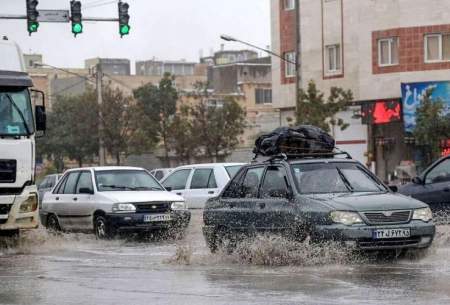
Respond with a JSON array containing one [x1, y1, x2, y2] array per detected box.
[[37, 174, 62, 206], [203, 155, 435, 253]]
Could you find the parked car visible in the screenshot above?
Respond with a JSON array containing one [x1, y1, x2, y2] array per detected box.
[[150, 168, 173, 181], [38, 174, 62, 206], [399, 155, 450, 214], [203, 154, 435, 254], [161, 163, 245, 209], [41, 167, 190, 239]]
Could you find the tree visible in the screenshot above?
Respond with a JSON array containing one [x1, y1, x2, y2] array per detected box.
[[133, 73, 178, 166], [167, 104, 198, 164], [296, 80, 353, 132], [101, 85, 138, 165], [189, 83, 247, 161], [37, 90, 99, 168], [414, 88, 450, 166]]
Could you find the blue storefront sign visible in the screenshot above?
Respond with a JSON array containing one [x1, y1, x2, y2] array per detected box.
[[401, 81, 450, 132]]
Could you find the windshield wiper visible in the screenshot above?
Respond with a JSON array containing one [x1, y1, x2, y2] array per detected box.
[[100, 185, 134, 190], [132, 186, 163, 191], [4, 94, 31, 136], [336, 167, 354, 193]]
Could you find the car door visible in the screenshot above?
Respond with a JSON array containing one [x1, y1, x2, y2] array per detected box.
[[416, 158, 450, 213], [185, 168, 220, 209], [256, 165, 296, 231], [219, 166, 265, 230], [70, 171, 96, 231], [162, 168, 192, 198], [57, 171, 81, 230]]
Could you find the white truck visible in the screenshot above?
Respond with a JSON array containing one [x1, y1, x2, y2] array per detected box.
[[0, 37, 46, 237]]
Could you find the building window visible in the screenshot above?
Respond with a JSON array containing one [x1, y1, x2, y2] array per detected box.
[[325, 44, 341, 72], [284, 52, 296, 77], [255, 89, 272, 105], [378, 37, 399, 66], [284, 0, 295, 10], [207, 99, 224, 108], [425, 34, 450, 62]]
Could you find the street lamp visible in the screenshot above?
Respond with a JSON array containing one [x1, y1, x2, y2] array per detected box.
[[220, 34, 296, 65]]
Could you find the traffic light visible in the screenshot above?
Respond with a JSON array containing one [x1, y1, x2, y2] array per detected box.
[[70, 0, 83, 36], [118, 1, 130, 37], [26, 0, 39, 35]]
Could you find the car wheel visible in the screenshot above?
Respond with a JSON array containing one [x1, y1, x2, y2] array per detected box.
[[47, 214, 61, 233], [94, 216, 115, 240]]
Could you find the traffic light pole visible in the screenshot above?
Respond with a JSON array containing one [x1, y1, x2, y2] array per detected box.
[[0, 15, 118, 21], [96, 64, 106, 166]]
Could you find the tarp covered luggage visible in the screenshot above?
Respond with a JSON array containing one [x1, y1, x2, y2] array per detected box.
[[253, 125, 335, 157]]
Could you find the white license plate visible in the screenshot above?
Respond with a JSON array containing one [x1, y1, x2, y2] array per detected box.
[[143, 214, 172, 222], [372, 228, 411, 239]]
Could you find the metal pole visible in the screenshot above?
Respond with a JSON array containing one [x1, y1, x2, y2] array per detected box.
[[294, 0, 301, 116], [96, 63, 106, 166]]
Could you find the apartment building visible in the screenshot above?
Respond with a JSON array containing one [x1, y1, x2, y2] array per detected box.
[[271, 0, 450, 180]]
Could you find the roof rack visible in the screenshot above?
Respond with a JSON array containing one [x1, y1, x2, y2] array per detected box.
[[252, 149, 353, 163]]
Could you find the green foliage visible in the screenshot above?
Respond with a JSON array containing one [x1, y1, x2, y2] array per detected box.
[[38, 90, 99, 167], [172, 82, 246, 161], [101, 85, 140, 165], [133, 73, 178, 165], [168, 105, 197, 164], [413, 88, 450, 165], [296, 80, 352, 132]]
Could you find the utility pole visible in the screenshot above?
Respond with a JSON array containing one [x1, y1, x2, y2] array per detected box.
[[96, 63, 106, 166]]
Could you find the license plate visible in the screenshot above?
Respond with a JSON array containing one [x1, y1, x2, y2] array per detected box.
[[143, 214, 171, 222], [372, 228, 411, 239]]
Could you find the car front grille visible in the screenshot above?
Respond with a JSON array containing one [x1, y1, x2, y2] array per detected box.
[[134, 202, 170, 214], [363, 210, 411, 224], [0, 160, 16, 183], [358, 237, 421, 249]]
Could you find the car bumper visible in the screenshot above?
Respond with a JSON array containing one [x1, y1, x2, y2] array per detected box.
[[312, 221, 435, 250], [0, 185, 39, 231], [106, 210, 191, 232]]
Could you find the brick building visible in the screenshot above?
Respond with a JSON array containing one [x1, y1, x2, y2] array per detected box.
[[271, 0, 450, 181]]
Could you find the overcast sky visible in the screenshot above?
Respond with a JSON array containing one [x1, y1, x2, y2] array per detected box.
[[1, 0, 270, 69]]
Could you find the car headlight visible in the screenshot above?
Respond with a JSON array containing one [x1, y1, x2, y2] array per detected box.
[[330, 211, 363, 226], [412, 208, 433, 222], [20, 193, 38, 213], [112, 203, 136, 213], [171, 201, 187, 210]]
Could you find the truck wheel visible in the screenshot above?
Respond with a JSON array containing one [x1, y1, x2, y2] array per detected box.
[[47, 214, 61, 233], [94, 216, 115, 240]]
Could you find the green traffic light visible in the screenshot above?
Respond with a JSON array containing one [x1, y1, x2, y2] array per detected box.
[[120, 24, 130, 35], [29, 22, 39, 33], [72, 23, 83, 34]]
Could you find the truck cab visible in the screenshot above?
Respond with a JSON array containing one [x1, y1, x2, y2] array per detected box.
[[0, 38, 46, 235]]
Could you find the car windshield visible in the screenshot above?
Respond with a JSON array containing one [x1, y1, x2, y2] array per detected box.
[[0, 88, 34, 136], [292, 162, 386, 194], [225, 165, 243, 178], [95, 170, 164, 192]]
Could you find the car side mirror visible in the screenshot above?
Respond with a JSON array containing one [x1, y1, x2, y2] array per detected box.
[[412, 177, 424, 185], [35, 105, 46, 133], [165, 186, 172, 192], [389, 185, 398, 193], [79, 188, 94, 195]]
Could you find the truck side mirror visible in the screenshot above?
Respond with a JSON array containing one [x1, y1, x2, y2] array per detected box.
[[35, 105, 46, 133]]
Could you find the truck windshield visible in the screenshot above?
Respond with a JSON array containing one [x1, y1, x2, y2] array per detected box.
[[0, 88, 34, 136], [292, 162, 386, 194]]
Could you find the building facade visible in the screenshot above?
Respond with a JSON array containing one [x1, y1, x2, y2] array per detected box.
[[85, 58, 131, 76], [271, 0, 450, 181], [136, 59, 199, 77]]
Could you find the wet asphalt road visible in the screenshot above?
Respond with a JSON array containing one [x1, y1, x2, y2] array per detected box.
[[1, 211, 450, 305]]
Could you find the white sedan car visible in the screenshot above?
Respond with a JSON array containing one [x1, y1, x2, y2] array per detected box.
[[160, 163, 245, 209], [41, 167, 190, 239]]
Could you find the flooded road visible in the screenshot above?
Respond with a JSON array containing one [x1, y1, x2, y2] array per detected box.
[[1, 211, 450, 305]]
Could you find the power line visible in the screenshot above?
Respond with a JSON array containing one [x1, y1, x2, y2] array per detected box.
[[83, 0, 117, 10]]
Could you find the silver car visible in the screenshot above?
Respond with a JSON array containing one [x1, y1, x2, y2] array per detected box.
[[37, 174, 62, 206], [41, 167, 190, 239]]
